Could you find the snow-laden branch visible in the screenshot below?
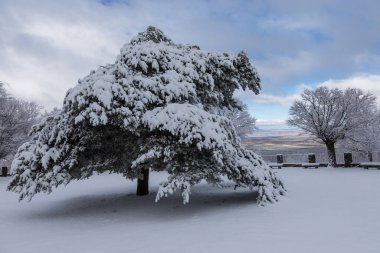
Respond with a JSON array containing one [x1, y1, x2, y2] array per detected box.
[[8, 26, 284, 205]]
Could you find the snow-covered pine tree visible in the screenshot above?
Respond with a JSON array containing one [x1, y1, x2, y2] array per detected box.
[[8, 26, 285, 205]]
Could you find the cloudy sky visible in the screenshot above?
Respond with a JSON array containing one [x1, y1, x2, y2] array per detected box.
[[1, 0, 380, 129]]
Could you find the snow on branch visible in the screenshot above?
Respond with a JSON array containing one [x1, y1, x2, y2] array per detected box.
[[8, 26, 284, 205]]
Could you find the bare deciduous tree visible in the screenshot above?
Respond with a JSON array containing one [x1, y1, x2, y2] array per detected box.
[[0, 82, 41, 159], [222, 103, 256, 141], [287, 86, 377, 167], [342, 110, 380, 161]]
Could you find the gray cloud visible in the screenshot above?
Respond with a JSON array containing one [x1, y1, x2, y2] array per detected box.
[[0, 0, 379, 109]]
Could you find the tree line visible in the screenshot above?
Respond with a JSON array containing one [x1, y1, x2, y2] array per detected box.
[[0, 82, 41, 160]]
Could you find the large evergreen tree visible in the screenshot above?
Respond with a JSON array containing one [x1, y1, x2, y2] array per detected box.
[[8, 27, 285, 205]]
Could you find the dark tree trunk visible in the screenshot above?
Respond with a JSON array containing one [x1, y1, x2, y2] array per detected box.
[[325, 141, 337, 167], [136, 168, 149, 196]]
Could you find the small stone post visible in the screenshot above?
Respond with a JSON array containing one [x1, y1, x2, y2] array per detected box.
[[308, 153, 316, 163], [1, 167, 8, 177], [276, 154, 284, 164], [368, 152, 373, 162], [344, 153, 352, 167]]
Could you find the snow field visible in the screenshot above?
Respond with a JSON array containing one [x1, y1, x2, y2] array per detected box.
[[1, 167, 380, 253]]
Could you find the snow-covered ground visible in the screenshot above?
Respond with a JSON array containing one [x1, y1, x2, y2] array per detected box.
[[1, 167, 380, 253]]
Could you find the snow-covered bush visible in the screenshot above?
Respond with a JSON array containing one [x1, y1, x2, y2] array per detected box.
[[8, 26, 285, 205]]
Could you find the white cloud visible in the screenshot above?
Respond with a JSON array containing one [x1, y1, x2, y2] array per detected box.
[[242, 74, 380, 107], [250, 74, 380, 107], [318, 74, 380, 103], [0, 0, 267, 109], [0, 0, 135, 109], [234, 84, 310, 106], [1, 0, 380, 112], [238, 74, 380, 129]]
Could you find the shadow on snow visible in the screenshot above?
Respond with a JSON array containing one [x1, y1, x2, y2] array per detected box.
[[19, 184, 260, 222]]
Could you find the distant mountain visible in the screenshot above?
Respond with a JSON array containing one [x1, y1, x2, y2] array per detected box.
[[243, 128, 323, 151]]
